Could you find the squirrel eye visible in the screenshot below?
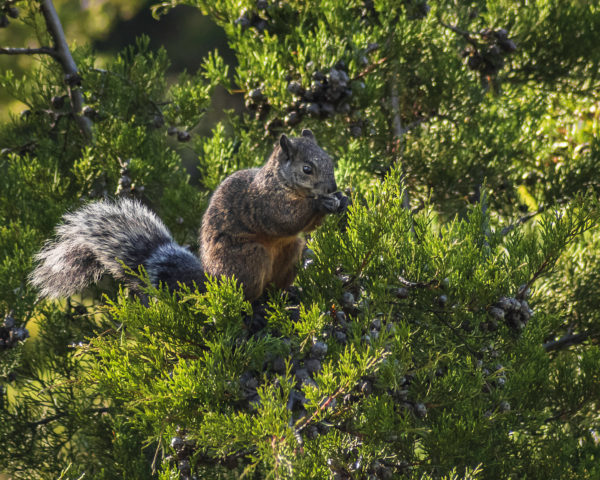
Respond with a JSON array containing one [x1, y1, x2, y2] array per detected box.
[[302, 164, 313, 175]]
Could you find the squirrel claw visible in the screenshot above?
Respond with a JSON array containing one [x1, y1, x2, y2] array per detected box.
[[333, 191, 349, 214]]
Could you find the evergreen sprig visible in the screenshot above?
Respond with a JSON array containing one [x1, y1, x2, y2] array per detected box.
[[1, 0, 599, 478]]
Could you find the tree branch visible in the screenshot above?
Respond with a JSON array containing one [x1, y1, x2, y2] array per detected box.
[[0, 46, 58, 58], [522, 255, 554, 294], [39, 0, 92, 139], [543, 331, 594, 352], [387, 63, 414, 212], [91, 67, 164, 118], [390, 77, 404, 142], [27, 407, 110, 428]]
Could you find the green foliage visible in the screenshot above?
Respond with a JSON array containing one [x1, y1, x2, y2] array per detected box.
[[1, 0, 600, 479]]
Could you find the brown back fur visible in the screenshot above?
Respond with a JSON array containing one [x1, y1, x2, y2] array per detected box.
[[200, 130, 337, 300]]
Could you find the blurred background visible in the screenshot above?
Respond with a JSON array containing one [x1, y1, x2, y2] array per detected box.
[[0, 0, 241, 127], [1, 0, 245, 188]]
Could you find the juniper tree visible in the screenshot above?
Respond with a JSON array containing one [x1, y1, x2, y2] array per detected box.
[[1, 0, 599, 479]]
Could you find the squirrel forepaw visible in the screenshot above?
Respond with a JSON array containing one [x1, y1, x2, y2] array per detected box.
[[333, 191, 349, 214], [318, 192, 349, 214], [318, 194, 341, 213]]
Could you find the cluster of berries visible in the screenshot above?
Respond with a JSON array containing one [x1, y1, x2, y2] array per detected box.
[[488, 285, 533, 332], [463, 28, 517, 86], [336, 288, 429, 422], [0, 1, 18, 28], [115, 158, 144, 197], [284, 60, 354, 126], [245, 60, 367, 137], [328, 447, 403, 479], [8, 93, 75, 136], [0, 314, 29, 350], [244, 86, 272, 126], [386, 373, 428, 423], [239, 319, 329, 421], [167, 428, 198, 480], [167, 126, 192, 142], [234, 0, 286, 34]]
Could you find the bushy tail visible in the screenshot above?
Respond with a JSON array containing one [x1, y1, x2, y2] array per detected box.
[[30, 199, 204, 298]]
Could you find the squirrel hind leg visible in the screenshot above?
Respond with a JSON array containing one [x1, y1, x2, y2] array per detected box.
[[30, 240, 104, 299], [270, 237, 305, 291], [204, 242, 272, 301]]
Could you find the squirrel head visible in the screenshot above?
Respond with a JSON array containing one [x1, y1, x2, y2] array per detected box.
[[272, 129, 338, 198]]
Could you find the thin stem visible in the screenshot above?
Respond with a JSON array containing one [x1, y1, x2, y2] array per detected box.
[[0, 46, 58, 57], [353, 56, 388, 80], [390, 79, 403, 141], [27, 407, 110, 428], [438, 19, 481, 52], [501, 207, 547, 236], [397, 275, 436, 289], [431, 310, 479, 358], [522, 256, 552, 294]]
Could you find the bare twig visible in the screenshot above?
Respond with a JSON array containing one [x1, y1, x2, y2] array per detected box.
[[353, 56, 388, 80], [0, 46, 58, 57], [431, 310, 479, 357], [545, 401, 587, 423], [390, 85, 403, 137], [390, 81, 405, 147], [522, 256, 553, 294], [397, 275, 436, 289], [39, 0, 92, 139], [91, 67, 164, 118], [501, 207, 547, 236], [438, 19, 481, 51], [389, 70, 404, 153], [27, 407, 110, 428]]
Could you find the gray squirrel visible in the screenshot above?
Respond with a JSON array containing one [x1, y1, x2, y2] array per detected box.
[[30, 129, 347, 301]]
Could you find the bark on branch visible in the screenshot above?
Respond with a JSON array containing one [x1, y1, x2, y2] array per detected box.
[[38, 0, 92, 139], [543, 331, 594, 352], [0, 46, 58, 57]]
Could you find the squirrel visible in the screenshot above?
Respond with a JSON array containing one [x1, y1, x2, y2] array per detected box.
[[30, 129, 347, 301]]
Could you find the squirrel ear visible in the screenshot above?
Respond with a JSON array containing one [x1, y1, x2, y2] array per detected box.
[[301, 129, 315, 141], [279, 134, 294, 157]]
